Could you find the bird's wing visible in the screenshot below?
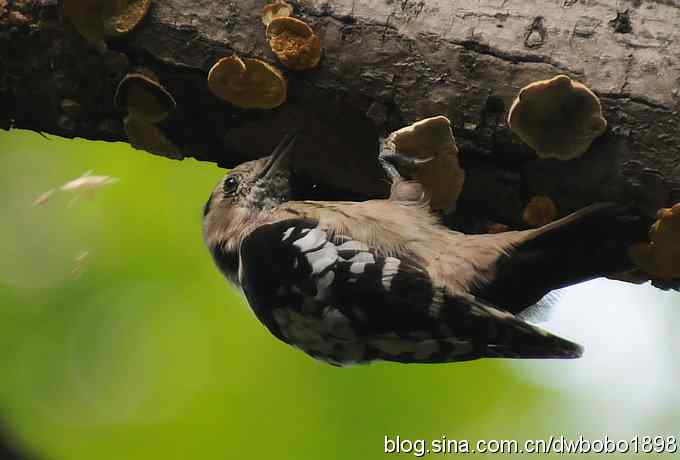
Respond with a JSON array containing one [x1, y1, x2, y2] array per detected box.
[[239, 218, 582, 365]]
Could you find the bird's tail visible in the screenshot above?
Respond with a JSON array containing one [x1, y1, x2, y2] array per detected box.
[[480, 203, 653, 314], [464, 295, 584, 360], [379, 291, 584, 363], [526, 202, 652, 277]]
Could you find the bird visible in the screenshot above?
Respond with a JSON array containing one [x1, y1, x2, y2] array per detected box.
[[202, 133, 655, 366]]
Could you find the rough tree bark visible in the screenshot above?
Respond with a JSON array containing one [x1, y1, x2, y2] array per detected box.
[[2, 0, 679, 230]]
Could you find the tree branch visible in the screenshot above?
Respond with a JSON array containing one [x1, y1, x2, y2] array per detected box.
[[2, 0, 679, 228]]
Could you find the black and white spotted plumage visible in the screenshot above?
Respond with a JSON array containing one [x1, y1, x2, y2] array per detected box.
[[237, 219, 582, 366]]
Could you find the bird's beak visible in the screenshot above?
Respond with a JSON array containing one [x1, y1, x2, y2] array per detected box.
[[258, 132, 298, 180]]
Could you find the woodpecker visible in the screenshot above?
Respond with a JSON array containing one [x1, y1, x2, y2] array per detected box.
[[202, 133, 654, 366]]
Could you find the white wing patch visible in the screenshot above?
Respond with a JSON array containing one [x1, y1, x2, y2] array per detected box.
[[281, 227, 295, 241], [288, 226, 379, 301], [306, 244, 338, 275], [287, 225, 407, 299], [350, 263, 365, 274], [337, 241, 369, 252], [349, 252, 375, 264], [382, 257, 401, 290], [293, 227, 327, 252]]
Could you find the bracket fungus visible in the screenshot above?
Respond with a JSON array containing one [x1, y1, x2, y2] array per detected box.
[[62, 0, 151, 49], [522, 195, 558, 227], [266, 17, 321, 71], [207, 55, 287, 109], [123, 117, 182, 158], [114, 72, 176, 123], [383, 116, 465, 213], [508, 75, 607, 160], [628, 203, 680, 279], [262, 0, 293, 26], [115, 71, 181, 158]]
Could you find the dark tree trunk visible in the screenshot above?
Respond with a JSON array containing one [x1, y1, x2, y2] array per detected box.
[[2, 0, 679, 228]]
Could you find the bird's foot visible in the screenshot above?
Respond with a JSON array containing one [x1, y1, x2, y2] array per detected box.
[[378, 139, 434, 182]]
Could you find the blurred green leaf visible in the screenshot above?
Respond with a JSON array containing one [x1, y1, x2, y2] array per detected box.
[[1, 130, 678, 460]]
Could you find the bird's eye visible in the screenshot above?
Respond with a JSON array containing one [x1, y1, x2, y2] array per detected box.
[[223, 176, 239, 194]]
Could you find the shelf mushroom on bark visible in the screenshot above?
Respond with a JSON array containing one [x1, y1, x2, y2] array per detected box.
[[207, 55, 288, 110], [114, 71, 182, 158], [381, 116, 465, 214], [508, 75, 608, 160], [262, 0, 294, 26], [523, 196, 558, 228], [628, 204, 680, 280], [61, 0, 152, 50], [266, 17, 322, 71]]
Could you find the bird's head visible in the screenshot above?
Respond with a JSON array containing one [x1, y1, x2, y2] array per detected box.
[[202, 133, 297, 256]]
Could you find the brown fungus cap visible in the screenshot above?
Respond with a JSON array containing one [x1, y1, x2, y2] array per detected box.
[[62, 0, 108, 49], [522, 195, 557, 227], [62, 0, 151, 49], [266, 17, 321, 71], [628, 203, 680, 279], [105, 0, 152, 36], [384, 116, 465, 213], [262, 0, 293, 26], [123, 115, 182, 159], [508, 75, 607, 160], [207, 55, 287, 109], [649, 204, 680, 248], [114, 72, 176, 123]]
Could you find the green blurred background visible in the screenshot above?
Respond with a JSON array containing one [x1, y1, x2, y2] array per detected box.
[[1, 129, 679, 459]]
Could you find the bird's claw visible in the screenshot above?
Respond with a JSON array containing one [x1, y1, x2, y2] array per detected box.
[[378, 140, 435, 182]]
